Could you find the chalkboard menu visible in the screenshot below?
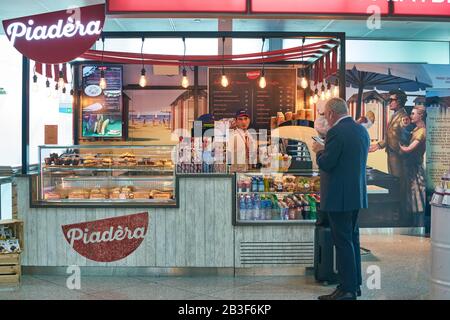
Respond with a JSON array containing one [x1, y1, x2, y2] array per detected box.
[[81, 65, 123, 138], [208, 68, 296, 130]]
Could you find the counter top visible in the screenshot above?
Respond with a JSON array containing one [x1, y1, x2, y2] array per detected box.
[[367, 185, 389, 194], [0, 176, 12, 184]]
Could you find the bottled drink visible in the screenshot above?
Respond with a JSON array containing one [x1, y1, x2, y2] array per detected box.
[[253, 194, 261, 220], [251, 176, 258, 192], [258, 177, 265, 192], [245, 195, 253, 220], [263, 176, 270, 192], [239, 195, 247, 220], [308, 195, 318, 220], [302, 195, 311, 220]]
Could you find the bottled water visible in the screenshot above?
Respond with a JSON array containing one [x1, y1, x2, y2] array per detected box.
[[239, 195, 246, 220]]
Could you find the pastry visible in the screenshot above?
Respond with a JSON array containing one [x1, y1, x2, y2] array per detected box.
[[133, 191, 149, 199], [90, 193, 106, 200], [44, 192, 61, 200], [110, 191, 120, 199], [152, 192, 172, 199], [69, 192, 86, 199], [102, 158, 113, 166], [83, 159, 96, 167], [91, 188, 101, 194], [121, 187, 132, 193]]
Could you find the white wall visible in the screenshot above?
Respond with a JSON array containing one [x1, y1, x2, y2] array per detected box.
[[0, 35, 22, 167], [29, 65, 73, 165], [284, 39, 449, 64], [346, 40, 449, 64]]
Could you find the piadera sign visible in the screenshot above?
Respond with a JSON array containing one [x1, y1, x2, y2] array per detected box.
[[62, 212, 149, 262], [2, 4, 105, 64]]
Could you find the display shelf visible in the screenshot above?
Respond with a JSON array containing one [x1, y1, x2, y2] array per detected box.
[[34, 145, 178, 208], [234, 171, 320, 226], [237, 191, 319, 195]]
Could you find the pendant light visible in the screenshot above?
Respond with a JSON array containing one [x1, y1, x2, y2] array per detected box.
[[309, 89, 314, 106], [259, 38, 267, 89], [326, 82, 331, 100], [139, 37, 147, 88], [99, 36, 107, 90], [300, 37, 309, 89], [45, 78, 51, 97], [32, 65, 38, 92], [333, 79, 339, 97], [313, 88, 319, 104], [58, 68, 65, 90], [181, 37, 189, 88], [320, 83, 326, 101], [220, 37, 229, 88]]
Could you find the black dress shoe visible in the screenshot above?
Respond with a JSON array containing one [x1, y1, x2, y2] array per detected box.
[[318, 288, 357, 300], [336, 284, 361, 297]]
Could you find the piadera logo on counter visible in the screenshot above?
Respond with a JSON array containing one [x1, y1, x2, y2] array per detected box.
[[62, 212, 149, 262]]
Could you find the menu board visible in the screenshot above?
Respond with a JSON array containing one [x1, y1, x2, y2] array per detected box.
[[208, 68, 296, 130], [81, 65, 123, 138], [425, 90, 450, 192]]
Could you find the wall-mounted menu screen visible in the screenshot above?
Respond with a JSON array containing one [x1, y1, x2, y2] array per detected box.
[[208, 68, 296, 130], [81, 65, 123, 138]]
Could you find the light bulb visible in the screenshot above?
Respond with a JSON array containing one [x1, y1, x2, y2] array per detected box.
[[70, 89, 74, 104], [45, 79, 51, 97], [309, 96, 314, 106], [326, 89, 331, 100], [99, 69, 107, 90], [313, 88, 319, 103], [300, 77, 308, 89], [181, 69, 189, 88], [333, 85, 339, 97], [58, 71, 65, 90], [321, 91, 326, 101], [259, 76, 267, 89], [221, 74, 229, 87], [139, 68, 147, 87], [32, 74, 38, 92]]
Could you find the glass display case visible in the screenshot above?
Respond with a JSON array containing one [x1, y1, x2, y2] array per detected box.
[[234, 171, 320, 225], [33, 145, 177, 207]]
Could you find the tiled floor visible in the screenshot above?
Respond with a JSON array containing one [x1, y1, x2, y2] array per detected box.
[[0, 234, 431, 300]]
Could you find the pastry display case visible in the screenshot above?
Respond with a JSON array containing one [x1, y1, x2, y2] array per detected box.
[[234, 171, 320, 225], [32, 145, 177, 207]]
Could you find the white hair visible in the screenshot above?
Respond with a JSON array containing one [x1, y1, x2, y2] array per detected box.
[[325, 98, 349, 116]]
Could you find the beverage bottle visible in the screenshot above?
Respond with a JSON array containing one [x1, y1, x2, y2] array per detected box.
[[245, 195, 253, 220], [254, 194, 261, 220], [308, 195, 318, 220], [258, 177, 265, 192], [252, 176, 258, 192], [271, 194, 280, 220], [302, 195, 311, 220], [263, 176, 270, 192], [239, 195, 247, 220]]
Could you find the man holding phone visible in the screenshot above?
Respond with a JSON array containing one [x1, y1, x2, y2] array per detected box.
[[312, 98, 370, 300]]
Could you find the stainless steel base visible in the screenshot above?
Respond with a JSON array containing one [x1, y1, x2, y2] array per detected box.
[[23, 266, 311, 277]]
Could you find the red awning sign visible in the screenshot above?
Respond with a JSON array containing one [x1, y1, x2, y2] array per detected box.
[[251, 0, 390, 15], [107, 0, 247, 13], [394, 0, 450, 17], [2, 4, 105, 64]]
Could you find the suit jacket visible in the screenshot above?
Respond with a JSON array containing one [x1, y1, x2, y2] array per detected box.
[[378, 108, 408, 153], [317, 117, 370, 212]]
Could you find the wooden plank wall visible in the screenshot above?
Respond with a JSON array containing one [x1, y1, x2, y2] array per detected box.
[[16, 176, 235, 267]]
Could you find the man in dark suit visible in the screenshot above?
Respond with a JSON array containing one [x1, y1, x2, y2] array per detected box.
[[312, 98, 370, 300]]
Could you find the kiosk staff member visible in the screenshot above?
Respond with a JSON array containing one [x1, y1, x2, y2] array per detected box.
[[228, 109, 258, 167]]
